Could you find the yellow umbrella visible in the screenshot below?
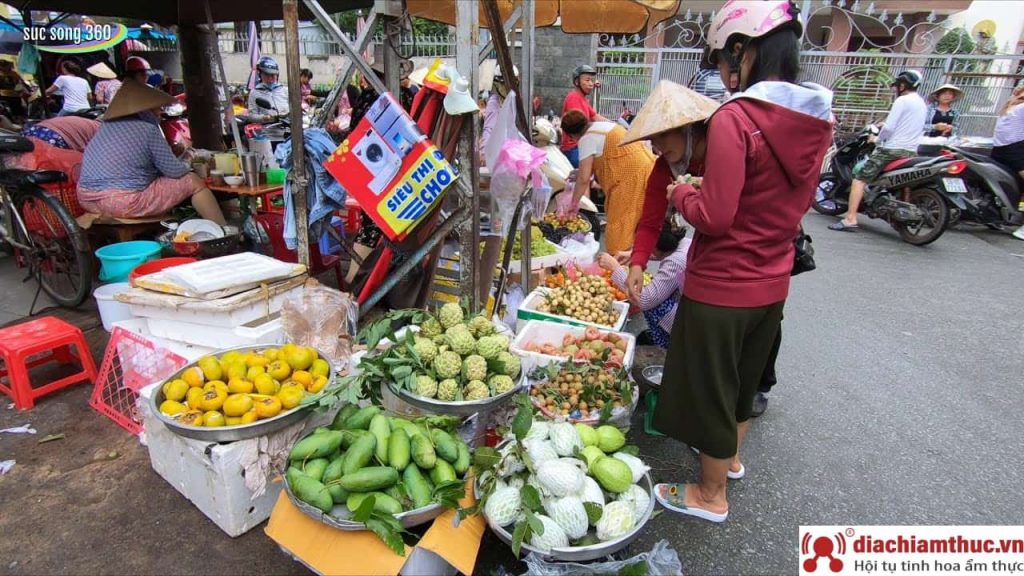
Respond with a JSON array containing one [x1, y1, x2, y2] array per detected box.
[[408, 0, 679, 34]]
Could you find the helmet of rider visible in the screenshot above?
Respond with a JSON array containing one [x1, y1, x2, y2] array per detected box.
[[493, 64, 519, 84], [572, 64, 597, 85], [256, 56, 280, 76], [124, 56, 151, 73], [891, 70, 923, 90], [705, 1, 803, 68]]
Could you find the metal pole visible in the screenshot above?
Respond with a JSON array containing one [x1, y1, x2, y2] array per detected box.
[[313, 9, 377, 129], [483, 0, 531, 143], [204, 0, 246, 154], [478, 6, 522, 65], [303, 0, 388, 96], [519, 0, 535, 295], [381, 1, 402, 97], [456, 0, 480, 312], [283, 0, 310, 267]]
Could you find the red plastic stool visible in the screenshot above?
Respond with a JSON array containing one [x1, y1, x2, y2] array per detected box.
[[0, 316, 97, 410]]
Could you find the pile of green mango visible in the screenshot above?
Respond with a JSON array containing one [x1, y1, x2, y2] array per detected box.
[[284, 404, 471, 516]]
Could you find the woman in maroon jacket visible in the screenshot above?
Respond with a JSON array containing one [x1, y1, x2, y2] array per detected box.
[[632, 0, 834, 523]]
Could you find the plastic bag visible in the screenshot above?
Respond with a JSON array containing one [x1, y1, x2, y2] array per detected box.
[[498, 284, 525, 330], [491, 141, 546, 238], [558, 233, 600, 266], [522, 540, 683, 576], [280, 279, 358, 370]]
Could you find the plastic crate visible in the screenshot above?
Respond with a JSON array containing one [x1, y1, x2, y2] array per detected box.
[[510, 319, 637, 374]]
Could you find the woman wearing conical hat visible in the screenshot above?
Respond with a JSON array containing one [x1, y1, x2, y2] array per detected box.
[[925, 83, 962, 137]]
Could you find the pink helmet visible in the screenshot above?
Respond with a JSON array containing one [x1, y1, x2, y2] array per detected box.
[[125, 56, 151, 73], [706, 1, 803, 64]]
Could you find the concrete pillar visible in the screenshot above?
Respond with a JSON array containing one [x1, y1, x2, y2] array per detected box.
[[178, 24, 225, 151]]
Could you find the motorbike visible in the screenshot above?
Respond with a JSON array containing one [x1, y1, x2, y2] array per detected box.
[[814, 124, 958, 245], [233, 96, 291, 151], [939, 145, 1023, 232], [161, 94, 191, 156]]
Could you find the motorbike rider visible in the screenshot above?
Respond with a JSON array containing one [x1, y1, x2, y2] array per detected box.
[[829, 70, 928, 232], [560, 64, 609, 168], [992, 82, 1024, 239], [248, 56, 289, 122], [123, 56, 152, 87]]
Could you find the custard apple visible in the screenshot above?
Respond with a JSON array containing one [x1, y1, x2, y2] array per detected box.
[[612, 452, 651, 484], [536, 458, 585, 497], [414, 374, 438, 398], [595, 501, 636, 542], [505, 475, 525, 490], [525, 420, 550, 441], [484, 486, 522, 527], [433, 351, 462, 380], [489, 374, 515, 395], [498, 443, 525, 475], [468, 315, 496, 338], [461, 354, 488, 382], [549, 422, 583, 457], [433, 335, 447, 347], [438, 302, 464, 329], [617, 484, 651, 523], [495, 351, 521, 379], [437, 378, 459, 401], [544, 495, 588, 540], [464, 380, 489, 401], [529, 514, 569, 552], [413, 337, 438, 364], [523, 438, 559, 465], [475, 334, 509, 360], [419, 316, 443, 338], [579, 476, 606, 509], [445, 326, 477, 356], [527, 474, 553, 498]]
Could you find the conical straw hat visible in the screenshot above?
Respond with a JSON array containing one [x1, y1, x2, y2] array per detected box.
[[929, 83, 962, 101], [621, 80, 721, 145], [87, 62, 117, 79], [103, 79, 173, 121]]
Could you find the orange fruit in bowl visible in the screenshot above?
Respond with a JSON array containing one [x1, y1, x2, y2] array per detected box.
[[241, 410, 259, 424], [262, 348, 280, 362], [246, 365, 265, 381], [267, 360, 291, 381], [254, 396, 283, 419], [204, 380, 228, 395], [202, 411, 226, 427], [159, 400, 187, 416], [197, 357, 223, 381], [174, 410, 204, 426], [225, 416, 243, 426], [310, 359, 330, 379], [198, 388, 227, 412], [309, 375, 329, 394], [181, 366, 205, 388], [162, 379, 189, 402], [285, 347, 314, 371], [223, 393, 254, 417], [290, 370, 313, 388], [277, 386, 304, 410], [186, 386, 205, 410], [225, 361, 248, 381], [228, 378, 254, 394], [253, 373, 279, 395]]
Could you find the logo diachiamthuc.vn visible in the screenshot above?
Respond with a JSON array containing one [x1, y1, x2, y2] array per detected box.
[[802, 531, 847, 573]]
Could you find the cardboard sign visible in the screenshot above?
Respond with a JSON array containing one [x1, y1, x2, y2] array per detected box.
[[324, 92, 457, 240]]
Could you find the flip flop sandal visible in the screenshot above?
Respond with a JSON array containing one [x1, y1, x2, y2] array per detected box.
[[654, 483, 729, 523], [689, 446, 746, 479], [828, 221, 859, 232]]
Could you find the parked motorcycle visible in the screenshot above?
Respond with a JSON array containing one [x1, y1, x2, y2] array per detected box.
[[161, 94, 191, 156], [814, 125, 957, 245], [939, 145, 1023, 232]]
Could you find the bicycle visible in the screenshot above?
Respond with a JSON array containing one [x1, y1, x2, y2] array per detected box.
[[0, 134, 92, 311]]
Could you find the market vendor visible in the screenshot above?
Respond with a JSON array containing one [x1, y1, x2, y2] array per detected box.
[[557, 109, 655, 254], [77, 80, 225, 224], [22, 115, 100, 152], [924, 83, 962, 137], [599, 223, 690, 348]]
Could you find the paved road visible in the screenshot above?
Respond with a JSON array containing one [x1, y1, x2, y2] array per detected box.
[[2, 214, 1022, 575]]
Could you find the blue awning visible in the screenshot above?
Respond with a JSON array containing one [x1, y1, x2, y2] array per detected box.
[[127, 27, 176, 41]]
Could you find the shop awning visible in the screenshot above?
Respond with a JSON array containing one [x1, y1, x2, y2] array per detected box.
[[407, 0, 680, 34], [7, 0, 373, 25]]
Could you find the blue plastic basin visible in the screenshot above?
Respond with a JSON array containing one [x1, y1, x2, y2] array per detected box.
[[95, 240, 162, 282]]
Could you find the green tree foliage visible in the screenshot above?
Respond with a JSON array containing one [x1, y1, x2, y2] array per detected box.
[[936, 28, 974, 55], [330, 10, 449, 37]]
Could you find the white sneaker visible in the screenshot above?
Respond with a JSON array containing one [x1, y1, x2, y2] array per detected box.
[[1013, 226, 1024, 241]]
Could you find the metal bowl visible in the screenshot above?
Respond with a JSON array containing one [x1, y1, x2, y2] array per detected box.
[[640, 365, 663, 390], [150, 344, 334, 442], [283, 479, 444, 531], [479, 457, 657, 561], [386, 372, 526, 417]]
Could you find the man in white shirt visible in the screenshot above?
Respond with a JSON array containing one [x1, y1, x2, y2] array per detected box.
[[830, 70, 928, 231], [248, 57, 289, 121]]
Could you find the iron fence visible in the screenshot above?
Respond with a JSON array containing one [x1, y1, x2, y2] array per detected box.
[[215, 28, 456, 59]]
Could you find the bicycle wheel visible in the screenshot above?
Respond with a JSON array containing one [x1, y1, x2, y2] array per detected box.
[[13, 187, 92, 307]]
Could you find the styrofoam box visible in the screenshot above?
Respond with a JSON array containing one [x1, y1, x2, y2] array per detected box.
[[110, 318, 217, 362], [138, 383, 330, 537], [515, 287, 629, 334], [145, 315, 284, 350], [510, 320, 637, 374], [506, 240, 574, 274], [126, 283, 303, 329]]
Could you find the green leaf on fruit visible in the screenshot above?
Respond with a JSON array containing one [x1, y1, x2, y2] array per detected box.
[[521, 485, 542, 512], [511, 519, 529, 557], [472, 447, 501, 472], [352, 494, 376, 523], [365, 515, 408, 557], [584, 502, 603, 524], [618, 445, 640, 457]]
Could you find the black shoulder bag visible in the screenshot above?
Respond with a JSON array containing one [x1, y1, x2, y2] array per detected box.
[[791, 226, 816, 276]]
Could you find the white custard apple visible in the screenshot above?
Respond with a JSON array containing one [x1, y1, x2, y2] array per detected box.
[[617, 484, 651, 523], [433, 351, 462, 379], [413, 337, 438, 363], [495, 351, 521, 379], [549, 422, 583, 457], [489, 374, 516, 395], [464, 380, 490, 401], [437, 378, 459, 401], [544, 495, 588, 540], [529, 514, 569, 552], [579, 476, 605, 507], [468, 315, 496, 338], [476, 334, 509, 360], [445, 326, 477, 356], [438, 302, 464, 329], [484, 486, 522, 527], [536, 458, 585, 497], [461, 354, 488, 381], [595, 500, 636, 542], [525, 420, 550, 441], [414, 374, 438, 398], [505, 475, 526, 490], [612, 452, 651, 484], [498, 444, 525, 476], [523, 438, 559, 465], [419, 316, 443, 338]]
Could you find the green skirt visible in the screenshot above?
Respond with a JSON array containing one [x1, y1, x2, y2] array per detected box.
[[652, 296, 784, 458]]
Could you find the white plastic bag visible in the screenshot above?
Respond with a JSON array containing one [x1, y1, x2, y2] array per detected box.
[[558, 233, 600, 266], [521, 540, 683, 576]]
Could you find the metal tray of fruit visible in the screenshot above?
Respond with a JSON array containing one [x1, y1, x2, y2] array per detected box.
[[386, 372, 527, 417], [283, 477, 444, 531], [479, 465, 656, 561], [151, 344, 333, 443]]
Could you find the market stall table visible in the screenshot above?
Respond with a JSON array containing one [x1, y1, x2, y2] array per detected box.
[[208, 181, 285, 218]]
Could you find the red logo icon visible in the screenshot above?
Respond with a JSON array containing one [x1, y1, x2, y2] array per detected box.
[[801, 532, 846, 573]]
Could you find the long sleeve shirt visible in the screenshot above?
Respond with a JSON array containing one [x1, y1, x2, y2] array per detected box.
[[611, 238, 690, 333], [993, 103, 1024, 147], [878, 92, 928, 152], [248, 82, 290, 118], [79, 112, 188, 191], [923, 103, 960, 137]]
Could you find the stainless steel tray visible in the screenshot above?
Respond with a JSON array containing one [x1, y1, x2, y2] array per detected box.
[[481, 471, 656, 562], [283, 479, 444, 531], [150, 344, 333, 442], [386, 372, 525, 417]]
